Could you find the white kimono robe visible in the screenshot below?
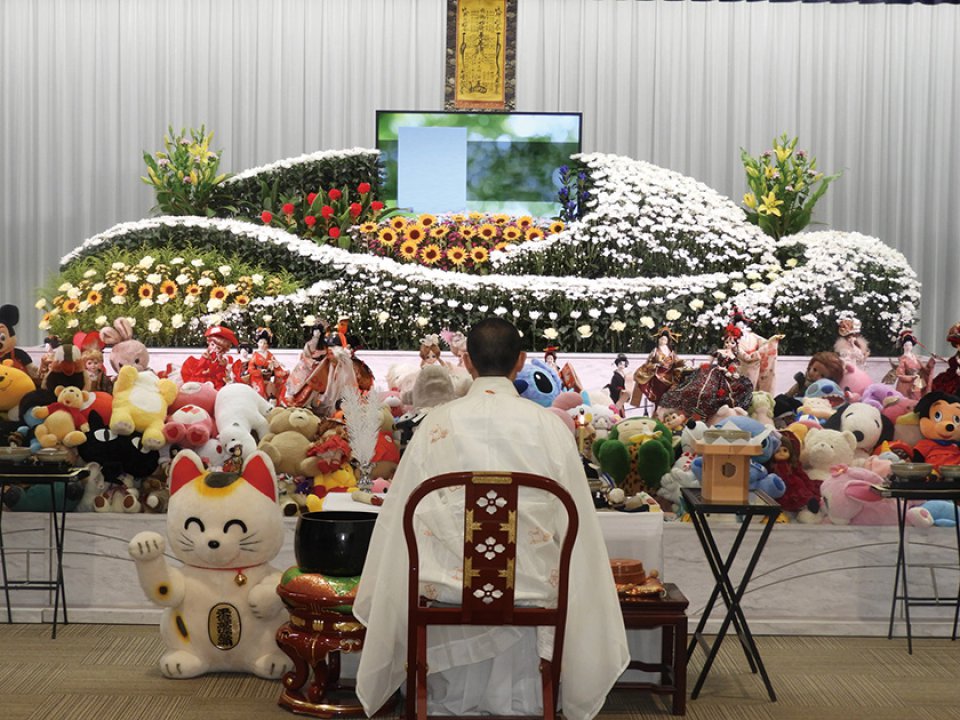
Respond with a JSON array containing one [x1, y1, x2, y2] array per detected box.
[[354, 376, 629, 720]]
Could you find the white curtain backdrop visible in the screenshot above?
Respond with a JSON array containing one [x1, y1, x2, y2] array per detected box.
[[1, 0, 957, 351]]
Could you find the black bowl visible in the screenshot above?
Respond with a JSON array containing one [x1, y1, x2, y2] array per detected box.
[[294, 510, 378, 577]]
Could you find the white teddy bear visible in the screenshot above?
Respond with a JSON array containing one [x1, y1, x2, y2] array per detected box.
[[800, 427, 857, 482]]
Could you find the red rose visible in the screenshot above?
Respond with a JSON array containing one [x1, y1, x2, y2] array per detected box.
[[349, 202, 362, 217], [260, 211, 273, 224], [321, 205, 335, 219], [371, 200, 384, 212], [304, 215, 317, 227], [358, 182, 371, 194], [329, 227, 341, 239], [282, 202, 295, 215], [328, 188, 342, 201], [306, 192, 318, 205]]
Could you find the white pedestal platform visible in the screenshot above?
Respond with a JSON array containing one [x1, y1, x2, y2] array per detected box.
[[2, 512, 958, 638]]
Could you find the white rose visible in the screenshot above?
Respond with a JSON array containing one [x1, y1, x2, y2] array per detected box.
[[665, 309, 681, 321], [191, 259, 204, 267], [639, 316, 655, 329], [111, 296, 126, 305], [543, 328, 559, 340], [198, 277, 214, 287], [139, 298, 154, 308], [218, 265, 232, 277], [611, 320, 627, 332], [66, 318, 79, 328], [139, 255, 155, 269], [577, 324, 592, 338], [689, 299, 705, 311], [95, 315, 107, 327], [83, 269, 97, 279], [146, 273, 162, 285], [171, 314, 185, 329], [207, 298, 224, 311], [148, 319, 163, 333], [35, 298, 47, 309], [415, 316, 430, 327]]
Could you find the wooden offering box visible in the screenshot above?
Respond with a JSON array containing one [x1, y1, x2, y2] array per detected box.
[[694, 441, 762, 504]]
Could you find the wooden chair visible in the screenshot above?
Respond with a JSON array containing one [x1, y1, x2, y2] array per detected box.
[[402, 471, 579, 720]]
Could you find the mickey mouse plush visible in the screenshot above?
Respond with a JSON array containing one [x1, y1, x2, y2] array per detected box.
[[912, 391, 960, 470], [0, 305, 37, 382]]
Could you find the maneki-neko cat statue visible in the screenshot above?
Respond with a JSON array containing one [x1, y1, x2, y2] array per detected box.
[[128, 449, 291, 679]]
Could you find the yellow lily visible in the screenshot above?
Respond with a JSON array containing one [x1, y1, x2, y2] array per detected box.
[[775, 145, 792, 163], [746, 166, 759, 178], [764, 165, 777, 179], [743, 193, 757, 209], [758, 191, 783, 217]]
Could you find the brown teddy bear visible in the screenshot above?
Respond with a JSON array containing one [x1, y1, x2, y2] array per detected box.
[[257, 406, 322, 476]]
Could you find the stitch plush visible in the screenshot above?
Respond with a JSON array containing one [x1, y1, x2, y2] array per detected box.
[[514, 358, 563, 408], [128, 450, 291, 678]]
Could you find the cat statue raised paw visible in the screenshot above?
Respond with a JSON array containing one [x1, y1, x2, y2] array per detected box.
[[128, 449, 291, 679]]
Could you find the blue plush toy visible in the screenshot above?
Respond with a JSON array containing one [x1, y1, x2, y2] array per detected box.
[[692, 415, 786, 499], [514, 359, 562, 408], [907, 500, 958, 528]]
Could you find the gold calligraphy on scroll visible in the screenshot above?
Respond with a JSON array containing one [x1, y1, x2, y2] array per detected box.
[[446, 0, 516, 110]]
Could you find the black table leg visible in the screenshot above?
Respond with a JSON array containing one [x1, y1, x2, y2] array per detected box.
[[952, 502, 960, 642], [0, 480, 11, 624], [49, 480, 69, 638], [689, 508, 777, 702], [887, 496, 906, 642], [686, 508, 757, 672]]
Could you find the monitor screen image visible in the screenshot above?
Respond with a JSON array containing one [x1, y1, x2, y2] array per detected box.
[[376, 111, 583, 218]]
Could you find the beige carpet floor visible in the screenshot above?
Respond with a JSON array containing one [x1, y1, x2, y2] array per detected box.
[[1, 624, 959, 720]]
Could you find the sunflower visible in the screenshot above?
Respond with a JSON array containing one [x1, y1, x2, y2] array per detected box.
[[378, 228, 398, 247], [450, 213, 466, 224], [495, 242, 508, 251], [359, 222, 378, 234], [503, 226, 522, 242], [390, 216, 408, 231], [234, 295, 250, 306], [470, 246, 490, 264], [113, 282, 128, 297], [549, 221, 565, 234], [478, 224, 498, 241], [468, 211, 484, 221], [446, 246, 467, 266], [86, 290, 103, 306], [492, 213, 510, 225], [399, 240, 419, 261], [186, 284, 202, 297], [460, 226, 476, 239], [418, 214, 437, 228], [517, 215, 534, 229], [210, 286, 229, 301], [62, 298, 80, 314], [137, 283, 154, 300], [158, 280, 177, 298], [404, 224, 426, 244], [430, 226, 449, 239], [420, 244, 442, 265], [525, 228, 545, 241]]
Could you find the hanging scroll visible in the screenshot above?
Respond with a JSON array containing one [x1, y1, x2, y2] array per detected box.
[[445, 0, 516, 111]]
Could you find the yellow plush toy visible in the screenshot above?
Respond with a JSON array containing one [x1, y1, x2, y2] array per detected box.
[[0, 360, 37, 420], [301, 433, 357, 511], [33, 385, 90, 448], [110, 366, 179, 450]]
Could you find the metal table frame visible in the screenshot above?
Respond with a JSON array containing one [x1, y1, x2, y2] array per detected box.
[[681, 487, 780, 702], [0, 467, 87, 639], [874, 483, 960, 654]]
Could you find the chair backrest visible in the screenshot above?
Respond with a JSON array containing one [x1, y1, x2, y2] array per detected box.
[[403, 469, 579, 636]]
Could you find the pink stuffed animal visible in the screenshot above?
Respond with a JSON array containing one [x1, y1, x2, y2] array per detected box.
[[163, 404, 216, 448], [860, 383, 917, 423], [820, 465, 903, 525], [840, 361, 873, 403], [821, 464, 948, 527]]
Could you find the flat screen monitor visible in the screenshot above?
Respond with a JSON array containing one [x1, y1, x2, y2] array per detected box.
[[376, 111, 583, 218]]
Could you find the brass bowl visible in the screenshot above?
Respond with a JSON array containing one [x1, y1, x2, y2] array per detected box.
[[0, 446, 31, 463], [35, 448, 70, 464], [938, 465, 960, 479], [891, 462, 933, 480]]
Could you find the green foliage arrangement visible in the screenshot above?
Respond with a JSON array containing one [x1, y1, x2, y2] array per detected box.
[[740, 133, 841, 240]]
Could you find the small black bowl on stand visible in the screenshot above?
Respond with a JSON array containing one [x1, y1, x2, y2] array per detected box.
[[294, 510, 378, 577]]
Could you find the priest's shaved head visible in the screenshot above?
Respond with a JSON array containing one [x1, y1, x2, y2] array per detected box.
[[466, 318, 524, 377]]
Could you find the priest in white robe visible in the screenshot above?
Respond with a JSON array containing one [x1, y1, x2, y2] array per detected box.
[[355, 318, 629, 720]]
